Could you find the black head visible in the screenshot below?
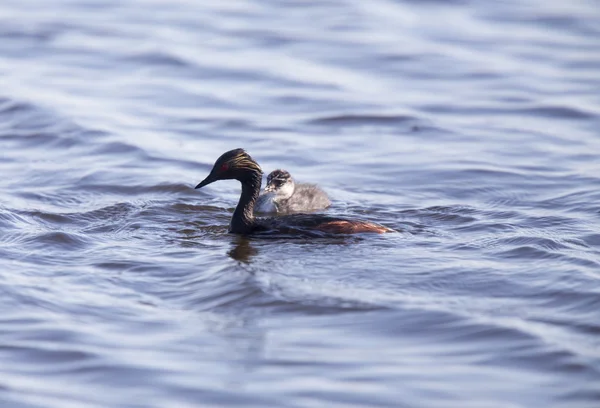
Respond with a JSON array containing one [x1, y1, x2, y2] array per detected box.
[[266, 169, 291, 185], [195, 148, 263, 189]]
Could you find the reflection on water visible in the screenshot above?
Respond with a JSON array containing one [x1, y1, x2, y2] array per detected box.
[[1, 0, 600, 407], [228, 236, 259, 264]]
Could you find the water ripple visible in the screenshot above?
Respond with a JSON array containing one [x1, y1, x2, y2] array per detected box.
[[1, 0, 599, 407]]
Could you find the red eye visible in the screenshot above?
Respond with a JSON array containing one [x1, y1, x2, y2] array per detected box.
[[220, 163, 229, 172]]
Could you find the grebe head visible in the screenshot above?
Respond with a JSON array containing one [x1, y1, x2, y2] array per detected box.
[[195, 148, 263, 189], [264, 169, 295, 199]]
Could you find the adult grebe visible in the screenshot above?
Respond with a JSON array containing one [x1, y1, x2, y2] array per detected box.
[[194, 149, 393, 234], [255, 169, 331, 213]]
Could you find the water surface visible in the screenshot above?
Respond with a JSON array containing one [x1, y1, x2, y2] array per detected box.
[[1, 0, 600, 407]]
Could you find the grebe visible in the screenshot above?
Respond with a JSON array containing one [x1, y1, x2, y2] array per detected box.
[[194, 149, 393, 235], [255, 169, 331, 213]]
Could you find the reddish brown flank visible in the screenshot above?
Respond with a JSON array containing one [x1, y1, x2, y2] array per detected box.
[[315, 220, 393, 234]]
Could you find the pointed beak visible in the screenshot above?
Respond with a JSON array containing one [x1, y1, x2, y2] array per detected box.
[[264, 183, 275, 193], [195, 173, 216, 189]]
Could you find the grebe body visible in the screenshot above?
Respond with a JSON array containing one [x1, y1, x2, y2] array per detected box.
[[194, 149, 392, 235]]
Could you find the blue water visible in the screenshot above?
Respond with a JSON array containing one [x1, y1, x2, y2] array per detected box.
[[1, 0, 600, 407]]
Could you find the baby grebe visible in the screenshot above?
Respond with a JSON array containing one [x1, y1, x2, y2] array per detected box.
[[194, 149, 393, 235], [255, 169, 331, 213]]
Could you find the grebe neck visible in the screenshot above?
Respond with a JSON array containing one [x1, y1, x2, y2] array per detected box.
[[230, 171, 262, 233]]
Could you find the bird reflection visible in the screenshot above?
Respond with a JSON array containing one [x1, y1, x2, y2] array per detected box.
[[228, 236, 258, 264]]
